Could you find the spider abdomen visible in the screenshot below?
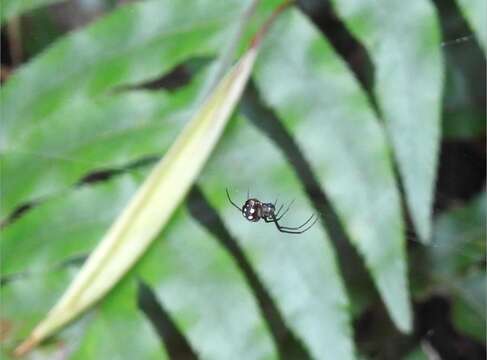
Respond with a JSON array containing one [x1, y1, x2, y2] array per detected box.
[[242, 199, 262, 222]]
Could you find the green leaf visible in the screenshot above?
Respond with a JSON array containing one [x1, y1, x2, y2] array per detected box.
[[442, 108, 486, 139], [1, 75, 204, 221], [2, 173, 278, 359], [14, 44, 258, 355], [426, 193, 486, 342], [1, 171, 144, 277], [3, 113, 356, 359], [451, 271, 486, 343], [454, 0, 487, 53], [330, 0, 444, 242], [429, 193, 485, 278], [2, 268, 166, 359], [254, 9, 411, 332], [200, 116, 356, 359], [1, 270, 88, 357], [0, 0, 250, 218], [0, 0, 64, 24], [2, 103, 357, 358], [70, 277, 167, 360], [138, 208, 278, 360]]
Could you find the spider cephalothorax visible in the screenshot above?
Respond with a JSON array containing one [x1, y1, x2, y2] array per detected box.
[[226, 189, 317, 234]]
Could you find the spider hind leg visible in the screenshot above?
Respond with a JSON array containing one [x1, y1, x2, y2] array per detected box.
[[271, 214, 318, 234]]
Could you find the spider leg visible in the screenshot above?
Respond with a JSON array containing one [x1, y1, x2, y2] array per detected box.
[[278, 214, 315, 230], [271, 214, 318, 234], [274, 203, 285, 217], [225, 188, 242, 212], [274, 200, 295, 221], [273, 194, 280, 207]]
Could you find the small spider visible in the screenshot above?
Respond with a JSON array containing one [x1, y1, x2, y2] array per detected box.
[[226, 189, 317, 234]]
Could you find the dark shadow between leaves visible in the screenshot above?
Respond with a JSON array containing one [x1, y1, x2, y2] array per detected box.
[[240, 81, 387, 346], [430, 0, 486, 214], [414, 296, 486, 360], [297, 0, 380, 116], [78, 155, 159, 185], [186, 186, 311, 360], [137, 280, 198, 360], [114, 57, 211, 93]]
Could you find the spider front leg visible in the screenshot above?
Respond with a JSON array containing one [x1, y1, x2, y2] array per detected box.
[[226, 188, 242, 212]]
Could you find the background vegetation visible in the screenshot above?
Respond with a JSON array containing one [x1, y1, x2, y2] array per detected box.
[[1, 0, 485, 359]]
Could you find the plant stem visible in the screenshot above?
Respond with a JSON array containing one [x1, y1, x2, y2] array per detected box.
[[250, 0, 294, 48]]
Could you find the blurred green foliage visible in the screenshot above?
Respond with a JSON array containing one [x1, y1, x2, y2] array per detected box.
[[1, 0, 64, 24], [427, 194, 485, 342], [0, 0, 485, 359]]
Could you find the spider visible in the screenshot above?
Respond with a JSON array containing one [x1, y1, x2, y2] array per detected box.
[[226, 189, 317, 234]]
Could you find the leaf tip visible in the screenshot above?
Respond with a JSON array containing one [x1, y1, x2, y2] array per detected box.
[[13, 333, 40, 357], [413, 214, 433, 245], [392, 298, 413, 335], [399, 316, 413, 334]]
